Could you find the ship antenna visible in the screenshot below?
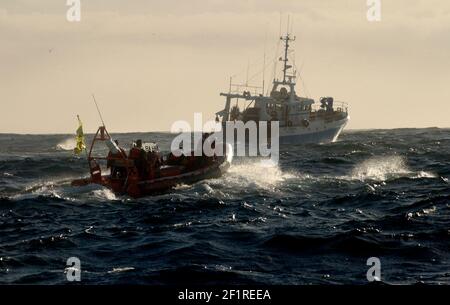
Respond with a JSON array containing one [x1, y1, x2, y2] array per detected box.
[[92, 94, 106, 127], [271, 12, 282, 85], [287, 14, 290, 35], [280, 25, 295, 84], [290, 16, 294, 36], [262, 24, 268, 95], [246, 58, 250, 87], [281, 34, 289, 83], [279, 12, 282, 37]]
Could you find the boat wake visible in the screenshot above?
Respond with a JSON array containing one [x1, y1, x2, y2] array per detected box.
[[171, 155, 438, 200], [92, 188, 118, 201], [223, 159, 297, 190]]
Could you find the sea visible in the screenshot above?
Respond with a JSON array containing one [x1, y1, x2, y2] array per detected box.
[[0, 128, 449, 284]]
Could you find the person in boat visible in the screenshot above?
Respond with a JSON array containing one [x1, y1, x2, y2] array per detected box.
[[146, 145, 162, 179], [129, 139, 147, 178], [107, 140, 127, 179], [166, 142, 189, 167], [191, 132, 215, 168]]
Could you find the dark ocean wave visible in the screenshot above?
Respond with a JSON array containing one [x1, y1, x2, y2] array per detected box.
[[0, 129, 449, 284], [261, 230, 440, 257]]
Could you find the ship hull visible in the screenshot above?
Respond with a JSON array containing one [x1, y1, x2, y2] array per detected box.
[[279, 117, 349, 144], [221, 116, 349, 145]]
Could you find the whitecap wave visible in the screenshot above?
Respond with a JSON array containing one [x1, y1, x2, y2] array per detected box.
[[10, 180, 72, 201], [56, 138, 76, 151], [92, 188, 117, 201], [223, 159, 297, 190], [414, 171, 437, 179], [107, 267, 135, 273], [349, 156, 435, 181], [173, 183, 191, 190]]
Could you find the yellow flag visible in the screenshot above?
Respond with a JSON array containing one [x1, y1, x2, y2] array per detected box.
[[74, 115, 86, 155]]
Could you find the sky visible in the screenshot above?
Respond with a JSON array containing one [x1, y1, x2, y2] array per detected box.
[[0, 0, 449, 133]]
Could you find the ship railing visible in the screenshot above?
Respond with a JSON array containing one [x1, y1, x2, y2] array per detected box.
[[309, 101, 349, 121], [227, 84, 263, 97], [310, 101, 348, 113]]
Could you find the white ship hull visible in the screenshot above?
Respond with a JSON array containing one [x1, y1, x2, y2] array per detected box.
[[220, 116, 349, 146], [279, 116, 349, 144]]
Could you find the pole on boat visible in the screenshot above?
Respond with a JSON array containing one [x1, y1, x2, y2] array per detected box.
[[92, 94, 106, 127]]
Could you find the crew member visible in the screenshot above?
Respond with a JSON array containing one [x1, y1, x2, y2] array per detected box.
[[146, 146, 162, 179], [129, 139, 147, 178], [195, 132, 213, 168]]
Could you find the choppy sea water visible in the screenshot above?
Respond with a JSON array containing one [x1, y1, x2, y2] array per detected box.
[[0, 128, 449, 284]]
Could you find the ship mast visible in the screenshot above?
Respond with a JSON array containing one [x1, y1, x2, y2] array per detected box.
[[280, 33, 295, 84]]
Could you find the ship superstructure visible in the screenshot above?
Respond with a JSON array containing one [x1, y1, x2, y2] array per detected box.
[[216, 33, 349, 144]]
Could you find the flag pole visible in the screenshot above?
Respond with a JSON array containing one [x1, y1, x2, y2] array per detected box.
[[81, 115, 88, 160]]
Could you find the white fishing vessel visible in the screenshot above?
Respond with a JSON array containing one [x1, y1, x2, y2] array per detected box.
[[216, 33, 349, 144]]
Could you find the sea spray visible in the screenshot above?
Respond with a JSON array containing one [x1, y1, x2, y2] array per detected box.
[[350, 156, 436, 181], [56, 138, 76, 151]]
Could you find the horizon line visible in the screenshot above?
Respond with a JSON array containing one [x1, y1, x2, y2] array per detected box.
[[0, 126, 448, 136]]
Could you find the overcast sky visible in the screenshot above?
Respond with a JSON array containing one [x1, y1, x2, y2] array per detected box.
[[1, 0, 449, 133]]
